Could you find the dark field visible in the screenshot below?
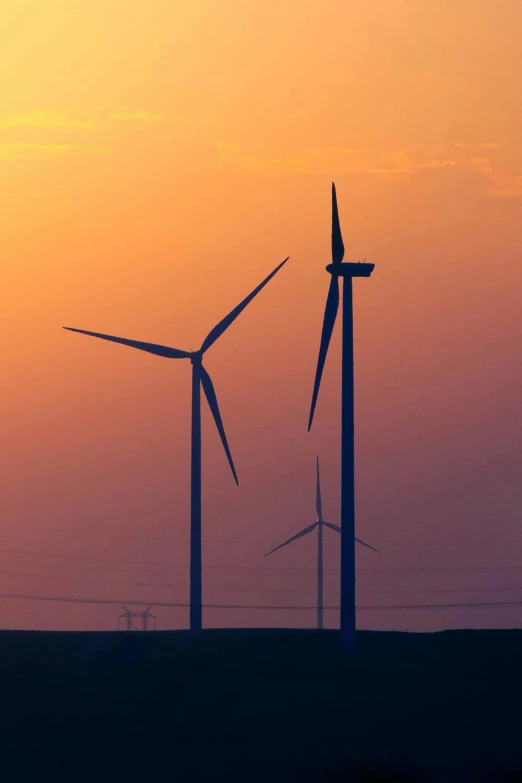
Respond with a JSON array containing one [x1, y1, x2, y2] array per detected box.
[[0, 627, 521, 782]]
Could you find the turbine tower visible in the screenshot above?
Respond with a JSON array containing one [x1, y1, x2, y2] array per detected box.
[[65, 258, 288, 631], [265, 457, 377, 630], [308, 183, 375, 653]]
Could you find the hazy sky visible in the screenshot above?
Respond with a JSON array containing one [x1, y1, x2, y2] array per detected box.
[[1, 0, 521, 632]]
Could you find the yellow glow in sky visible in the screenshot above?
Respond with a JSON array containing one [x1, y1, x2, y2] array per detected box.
[[0, 0, 521, 632]]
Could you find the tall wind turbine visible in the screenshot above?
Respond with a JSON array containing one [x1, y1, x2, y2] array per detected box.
[[265, 457, 377, 630], [308, 183, 375, 653], [64, 258, 288, 631]]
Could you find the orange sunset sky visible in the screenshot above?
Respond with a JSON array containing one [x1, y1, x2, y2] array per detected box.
[[0, 0, 521, 632]]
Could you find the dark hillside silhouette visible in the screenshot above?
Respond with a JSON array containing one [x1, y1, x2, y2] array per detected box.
[[0, 628, 520, 781]]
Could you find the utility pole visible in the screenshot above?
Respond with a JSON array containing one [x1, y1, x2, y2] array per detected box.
[[117, 605, 156, 631]]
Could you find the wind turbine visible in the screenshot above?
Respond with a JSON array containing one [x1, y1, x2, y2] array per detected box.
[[308, 183, 375, 653], [265, 457, 377, 630], [64, 257, 288, 631]]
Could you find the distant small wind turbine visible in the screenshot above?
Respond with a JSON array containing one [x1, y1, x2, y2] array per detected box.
[[265, 457, 377, 630], [64, 257, 289, 631], [308, 183, 375, 652]]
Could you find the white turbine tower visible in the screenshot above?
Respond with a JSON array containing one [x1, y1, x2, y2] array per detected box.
[[265, 457, 378, 630]]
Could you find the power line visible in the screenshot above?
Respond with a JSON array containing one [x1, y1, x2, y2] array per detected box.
[[0, 547, 179, 569], [358, 566, 522, 575], [5, 567, 522, 597], [0, 524, 178, 542], [0, 524, 242, 547], [346, 585, 522, 595], [0, 589, 521, 611], [360, 600, 522, 611], [2, 544, 522, 576], [0, 526, 486, 546], [4, 522, 522, 551]]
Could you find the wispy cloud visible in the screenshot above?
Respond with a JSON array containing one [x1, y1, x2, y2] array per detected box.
[[477, 141, 507, 150], [0, 110, 97, 130], [109, 111, 166, 123], [214, 142, 414, 178], [0, 108, 168, 162], [0, 109, 169, 131], [0, 143, 108, 160], [213, 138, 522, 195], [214, 141, 241, 152], [418, 159, 459, 169]]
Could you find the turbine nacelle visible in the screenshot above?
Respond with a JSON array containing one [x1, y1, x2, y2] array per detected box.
[[308, 185, 374, 431], [325, 262, 375, 278]]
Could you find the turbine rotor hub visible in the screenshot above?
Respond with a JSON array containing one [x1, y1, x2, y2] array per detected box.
[[190, 351, 203, 365]]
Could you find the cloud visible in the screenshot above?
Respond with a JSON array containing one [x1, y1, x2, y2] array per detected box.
[[477, 142, 507, 150], [490, 175, 522, 197], [418, 159, 459, 169], [109, 111, 166, 123], [0, 143, 108, 160], [212, 137, 522, 196], [0, 110, 97, 130], [0, 109, 169, 132], [394, 164, 493, 219], [214, 141, 241, 152], [214, 142, 414, 178]]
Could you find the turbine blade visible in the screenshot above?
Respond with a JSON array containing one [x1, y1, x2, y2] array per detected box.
[[144, 606, 153, 614], [316, 456, 323, 520], [308, 275, 339, 430], [264, 523, 318, 556], [200, 257, 289, 353], [200, 365, 238, 485], [355, 537, 379, 553], [331, 182, 345, 264], [63, 328, 190, 359], [323, 521, 379, 552], [323, 521, 341, 534]]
